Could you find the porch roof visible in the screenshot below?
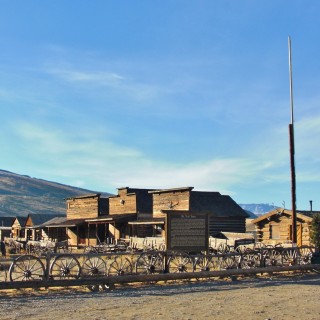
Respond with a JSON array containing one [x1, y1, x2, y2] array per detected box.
[[85, 214, 136, 224], [128, 218, 165, 225]]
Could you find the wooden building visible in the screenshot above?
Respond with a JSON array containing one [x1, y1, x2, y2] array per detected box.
[[102, 187, 154, 239], [252, 208, 319, 246], [149, 187, 249, 237], [11, 216, 27, 240], [61, 187, 249, 247], [65, 193, 109, 246], [24, 213, 65, 241], [0, 216, 15, 241]]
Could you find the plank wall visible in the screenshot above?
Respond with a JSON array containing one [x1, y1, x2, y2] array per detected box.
[[152, 190, 191, 218], [109, 194, 137, 215], [66, 196, 99, 219]]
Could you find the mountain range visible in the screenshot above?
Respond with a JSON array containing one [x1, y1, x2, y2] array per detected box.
[[0, 169, 274, 218]]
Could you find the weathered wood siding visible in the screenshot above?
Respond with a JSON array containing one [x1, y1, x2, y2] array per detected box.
[[209, 217, 246, 235], [152, 190, 191, 218], [109, 194, 137, 215], [66, 196, 100, 219], [255, 214, 311, 246]]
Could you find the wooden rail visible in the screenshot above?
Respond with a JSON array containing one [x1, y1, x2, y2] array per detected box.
[[1, 263, 319, 291]]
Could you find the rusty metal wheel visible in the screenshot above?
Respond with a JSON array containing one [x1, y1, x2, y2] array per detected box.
[[167, 252, 194, 273], [9, 255, 45, 281], [108, 255, 133, 276], [135, 252, 164, 275], [49, 254, 81, 279]]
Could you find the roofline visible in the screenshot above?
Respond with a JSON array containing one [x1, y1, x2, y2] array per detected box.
[[252, 208, 313, 224], [149, 187, 194, 194], [65, 193, 101, 200]]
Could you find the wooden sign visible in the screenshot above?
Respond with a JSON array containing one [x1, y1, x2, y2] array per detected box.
[[165, 211, 209, 252]]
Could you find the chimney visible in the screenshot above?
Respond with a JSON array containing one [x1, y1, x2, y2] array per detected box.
[[309, 200, 313, 213]]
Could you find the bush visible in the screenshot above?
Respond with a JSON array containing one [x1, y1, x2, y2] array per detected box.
[[310, 212, 320, 252]]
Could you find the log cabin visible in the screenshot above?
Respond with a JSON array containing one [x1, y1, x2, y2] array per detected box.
[[252, 208, 319, 246]]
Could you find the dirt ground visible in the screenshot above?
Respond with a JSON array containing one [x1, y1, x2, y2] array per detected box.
[[0, 273, 319, 320]]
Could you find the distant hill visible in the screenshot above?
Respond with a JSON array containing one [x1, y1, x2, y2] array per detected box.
[[239, 203, 278, 216], [0, 169, 277, 219], [0, 169, 112, 217]]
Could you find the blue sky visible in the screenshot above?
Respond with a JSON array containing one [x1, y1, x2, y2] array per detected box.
[[0, 1, 319, 209]]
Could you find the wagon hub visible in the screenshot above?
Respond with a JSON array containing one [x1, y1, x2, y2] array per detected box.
[[147, 265, 156, 273], [178, 264, 186, 272], [90, 267, 99, 275], [23, 269, 32, 279], [61, 267, 70, 276]]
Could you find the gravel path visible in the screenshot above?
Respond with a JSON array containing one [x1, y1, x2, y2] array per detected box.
[[0, 273, 319, 320]]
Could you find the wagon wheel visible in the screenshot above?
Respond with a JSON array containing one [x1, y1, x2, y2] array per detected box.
[[167, 252, 194, 273], [219, 254, 239, 270], [135, 252, 164, 275], [264, 248, 283, 267], [298, 246, 314, 265], [108, 256, 133, 276], [81, 256, 106, 277], [49, 254, 81, 279], [240, 251, 260, 269], [217, 243, 230, 254], [194, 254, 218, 272], [9, 255, 45, 281], [283, 248, 298, 266]]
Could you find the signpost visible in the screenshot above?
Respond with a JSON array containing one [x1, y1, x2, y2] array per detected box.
[[165, 211, 209, 253]]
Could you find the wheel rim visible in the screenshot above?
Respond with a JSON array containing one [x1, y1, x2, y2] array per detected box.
[[9, 255, 45, 282]]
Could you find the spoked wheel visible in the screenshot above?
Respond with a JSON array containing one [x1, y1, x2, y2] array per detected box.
[[81, 256, 106, 277], [264, 249, 283, 267], [217, 243, 230, 254], [135, 252, 164, 275], [167, 252, 194, 273], [49, 254, 81, 279], [108, 256, 133, 276], [283, 248, 298, 266], [194, 254, 217, 272], [240, 251, 260, 269], [9, 255, 45, 281], [298, 246, 314, 265], [218, 254, 239, 270]]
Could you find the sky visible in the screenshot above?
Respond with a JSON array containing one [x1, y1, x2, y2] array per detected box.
[[0, 1, 319, 210]]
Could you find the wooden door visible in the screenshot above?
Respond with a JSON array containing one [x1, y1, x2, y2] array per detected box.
[[297, 224, 302, 246]]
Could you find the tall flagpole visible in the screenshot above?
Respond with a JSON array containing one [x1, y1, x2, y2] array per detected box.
[[288, 36, 297, 244]]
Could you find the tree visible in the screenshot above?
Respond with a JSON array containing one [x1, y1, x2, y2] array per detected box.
[[310, 212, 320, 252]]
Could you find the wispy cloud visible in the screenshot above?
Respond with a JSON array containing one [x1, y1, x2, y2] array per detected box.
[[10, 122, 288, 195]]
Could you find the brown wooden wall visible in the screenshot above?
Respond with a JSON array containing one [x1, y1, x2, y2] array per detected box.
[[152, 190, 191, 218], [66, 196, 100, 220], [255, 214, 311, 246], [109, 194, 137, 215]]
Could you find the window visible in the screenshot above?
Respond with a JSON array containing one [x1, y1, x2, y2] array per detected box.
[[270, 225, 280, 239]]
